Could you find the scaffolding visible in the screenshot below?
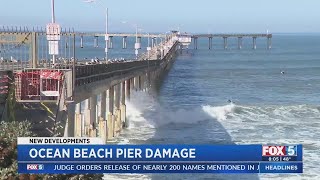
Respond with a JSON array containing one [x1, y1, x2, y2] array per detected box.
[[0, 27, 75, 102]]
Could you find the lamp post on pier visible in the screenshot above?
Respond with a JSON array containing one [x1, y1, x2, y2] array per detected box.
[[51, 0, 55, 24], [46, 0, 61, 66], [105, 8, 109, 63], [134, 24, 139, 59], [122, 21, 142, 59]]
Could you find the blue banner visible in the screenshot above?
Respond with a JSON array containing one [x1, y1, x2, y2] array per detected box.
[[17, 144, 303, 174], [18, 144, 303, 162], [18, 162, 303, 174]]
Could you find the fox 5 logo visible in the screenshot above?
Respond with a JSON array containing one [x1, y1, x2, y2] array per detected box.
[[262, 145, 297, 156], [27, 164, 44, 170]]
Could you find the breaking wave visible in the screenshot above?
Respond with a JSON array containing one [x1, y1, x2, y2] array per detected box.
[[203, 103, 320, 180]]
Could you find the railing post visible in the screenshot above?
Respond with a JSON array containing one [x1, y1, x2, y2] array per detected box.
[[30, 32, 38, 68]]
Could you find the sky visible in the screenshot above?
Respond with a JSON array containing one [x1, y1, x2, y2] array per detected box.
[[0, 0, 320, 33]]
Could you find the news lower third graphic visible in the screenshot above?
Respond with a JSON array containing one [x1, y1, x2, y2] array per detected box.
[[17, 137, 303, 174]]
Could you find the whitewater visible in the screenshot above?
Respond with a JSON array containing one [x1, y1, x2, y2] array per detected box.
[[105, 93, 319, 180]]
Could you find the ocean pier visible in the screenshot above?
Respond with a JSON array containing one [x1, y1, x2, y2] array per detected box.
[[0, 28, 180, 141], [0, 27, 272, 140]]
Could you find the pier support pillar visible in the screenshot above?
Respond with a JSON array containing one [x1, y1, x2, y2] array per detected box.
[[193, 37, 198, 49], [126, 79, 131, 100], [98, 117, 107, 143], [100, 92, 107, 120], [253, 37, 257, 49], [66, 103, 76, 137], [129, 78, 132, 90], [80, 35, 84, 48], [114, 84, 121, 135], [130, 78, 134, 90], [121, 81, 127, 127], [74, 103, 81, 137], [83, 99, 91, 136], [208, 37, 212, 49], [138, 76, 142, 90], [94, 36, 98, 48], [143, 75, 147, 91], [238, 37, 243, 49], [144, 74, 148, 91], [99, 91, 107, 142], [134, 76, 139, 91], [267, 37, 272, 49], [109, 36, 113, 49], [89, 95, 97, 137], [223, 37, 228, 49], [122, 36, 127, 49], [107, 86, 115, 140], [151, 38, 155, 47], [146, 72, 151, 89], [141, 75, 145, 90]]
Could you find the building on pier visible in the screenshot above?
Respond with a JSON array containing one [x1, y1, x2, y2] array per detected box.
[[177, 33, 192, 47]]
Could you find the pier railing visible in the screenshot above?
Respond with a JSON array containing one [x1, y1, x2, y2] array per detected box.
[[75, 60, 161, 86]]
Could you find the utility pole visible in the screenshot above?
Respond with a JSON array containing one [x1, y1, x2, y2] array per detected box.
[[51, 0, 55, 23], [105, 8, 109, 63], [51, 0, 56, 65]]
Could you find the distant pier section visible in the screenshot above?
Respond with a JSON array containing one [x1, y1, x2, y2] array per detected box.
[[191, 33, 272, 49]]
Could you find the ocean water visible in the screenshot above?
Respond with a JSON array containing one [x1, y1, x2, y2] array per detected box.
[[99, 34, 320, 180]]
